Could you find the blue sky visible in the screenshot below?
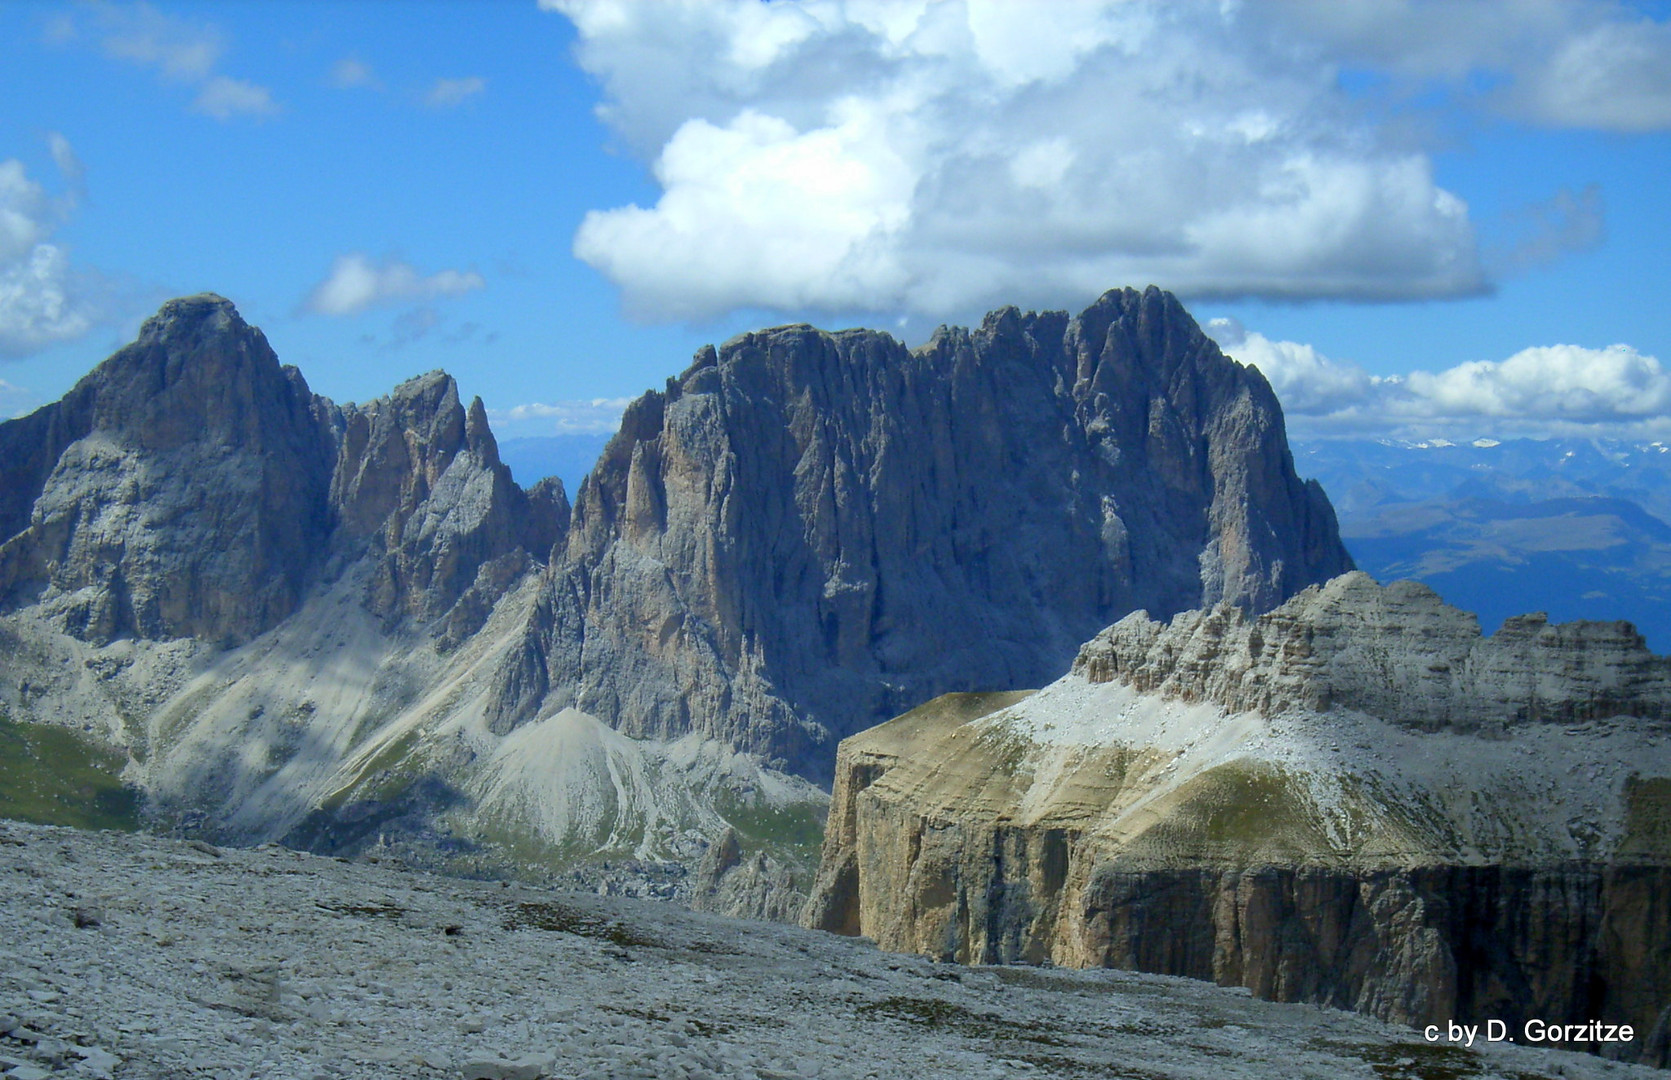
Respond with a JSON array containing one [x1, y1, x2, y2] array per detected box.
[[2, 0, 1670, 443]]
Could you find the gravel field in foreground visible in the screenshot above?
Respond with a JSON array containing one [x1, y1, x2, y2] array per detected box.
[[0, 820, 1656, 1080]]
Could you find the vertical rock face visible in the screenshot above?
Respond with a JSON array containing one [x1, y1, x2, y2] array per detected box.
[[805, 576, 1671, 1064], [0, 286, 1347, 771], [0, 296, 336, 644], [334, 375, 563, 625], [525, 286, 1352, 772], [0, 295, 559, 646], [0, 288, 1354, 902]]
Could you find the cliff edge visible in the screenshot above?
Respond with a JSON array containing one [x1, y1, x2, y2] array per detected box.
[[806, 572, 1671, 1064]]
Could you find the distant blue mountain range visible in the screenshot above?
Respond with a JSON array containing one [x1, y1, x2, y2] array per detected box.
[[1292, 438, 1671, 652]]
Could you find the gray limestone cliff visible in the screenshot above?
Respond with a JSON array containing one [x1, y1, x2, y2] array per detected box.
[[0, 288, 1351, 909], [1075, 570, 1671, 729], [804, 573, 1671, 1064], [0, 295, 560, 647], [509, 285, 1352, 773], [0, 296, 336, 644]]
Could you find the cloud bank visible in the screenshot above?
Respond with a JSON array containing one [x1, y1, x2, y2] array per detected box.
[[1207, 318, 1671, 440], [545, 0, 1670, 325], [303, 255, 484, 317]]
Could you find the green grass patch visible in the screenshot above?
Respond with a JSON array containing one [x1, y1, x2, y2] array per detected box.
[[319, 728, 425, 812], [503, 899, 663, 948], [354, 728, 424, 799], [0, 715, 140, 831], [1188, 762, 1313, 846], [713, 790, 826, 866], [475, 818, 611, 868], [1128, 760, 1330, 861]]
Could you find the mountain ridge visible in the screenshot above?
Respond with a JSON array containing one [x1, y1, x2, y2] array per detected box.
[[0, 286, 1352, 891], [525, 285, 1353, 773]]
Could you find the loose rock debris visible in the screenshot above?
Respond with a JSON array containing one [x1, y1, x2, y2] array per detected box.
[[0, 820, 1655, 1080]]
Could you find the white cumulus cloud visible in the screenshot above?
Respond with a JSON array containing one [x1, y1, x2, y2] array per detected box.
[[1206, 320, 1671, 440], [574, 105, 915, 319], [544, 0, 1669, 325], [1264, 1, 1671, 133], [0, 139, 107, 360], [547, 0, 1486, 322], [1205, 318, 1376, 416], [1405, 345, 1671, 423], [1500, 17, 1671, 133], [490, 398, 635, 435], [303, 254, 485, 317]]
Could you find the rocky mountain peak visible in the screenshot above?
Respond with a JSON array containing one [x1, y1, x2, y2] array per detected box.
[[74, 292, 318, 458], [0, 296, 334, 643], [133, 292, 242, 345], [0, 299, 557, 646], [524, 286, 1353, 772]]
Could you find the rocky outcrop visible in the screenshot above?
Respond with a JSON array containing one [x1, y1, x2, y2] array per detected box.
[[1, 287, 1349, 764], [518, 286, 1351, 772], [0, 295, 559, 646], [1075, 571, 1671, 729], [336, 376, 565, 625], [806, 576, 1671, 1064], [687, 827, 808, 923]]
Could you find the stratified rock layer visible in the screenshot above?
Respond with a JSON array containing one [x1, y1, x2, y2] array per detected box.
[[1076, 571, 1671, 729], [522, 285, 1351, 772], [806, 574, 1671, 1064]]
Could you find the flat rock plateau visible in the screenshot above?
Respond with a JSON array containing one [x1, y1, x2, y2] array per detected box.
[[1, 820, 1658, 1080], [807, 573, 1671, 1065]]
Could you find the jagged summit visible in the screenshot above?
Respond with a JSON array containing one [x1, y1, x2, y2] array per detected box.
[[0, 295, 556, 645], [0, 287, 1350, 890], [536, 284, 1352, 771]]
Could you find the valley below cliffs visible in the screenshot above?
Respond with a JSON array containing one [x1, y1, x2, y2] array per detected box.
[[806, 572, 1671, 1066]]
